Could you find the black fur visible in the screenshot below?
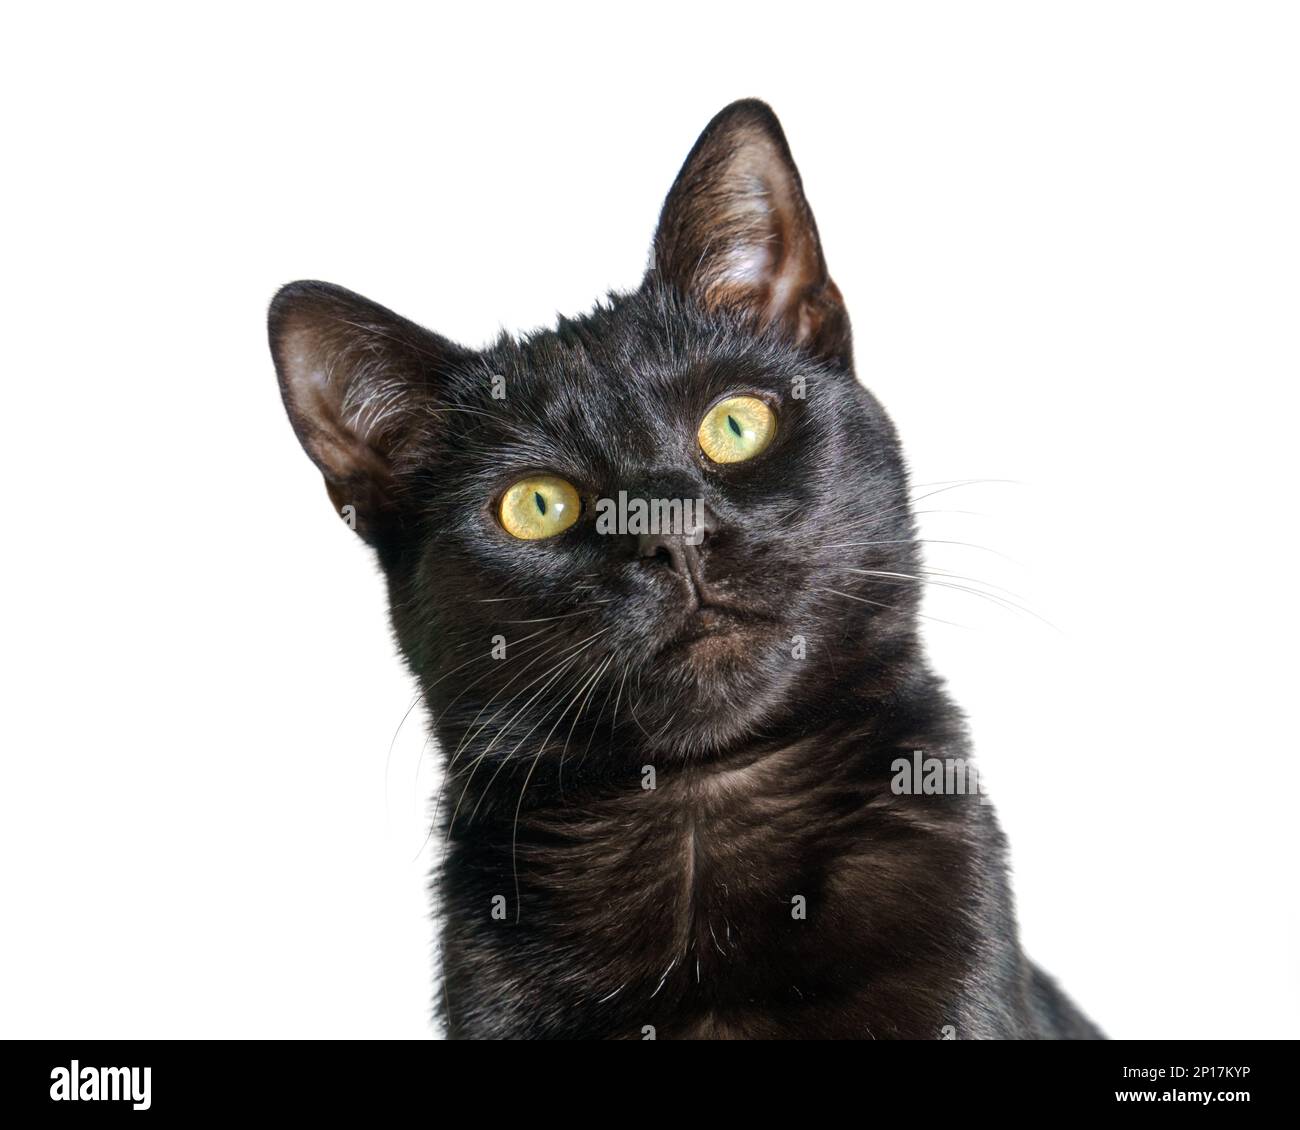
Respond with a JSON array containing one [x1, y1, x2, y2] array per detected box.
[[268, 100, 1101, 1039]]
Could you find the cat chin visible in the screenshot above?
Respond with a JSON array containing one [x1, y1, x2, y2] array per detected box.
[[629, 631, 803, 758]]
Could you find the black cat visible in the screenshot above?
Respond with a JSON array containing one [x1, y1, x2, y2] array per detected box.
[[269, 99, 1101, 1039]]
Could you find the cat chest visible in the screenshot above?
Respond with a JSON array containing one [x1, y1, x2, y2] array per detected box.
[[507, 782, 834, 1025]]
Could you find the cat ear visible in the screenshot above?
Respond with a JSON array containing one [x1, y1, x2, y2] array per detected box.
[[648, 99, 851, 367], [268, 281, 463, 543]]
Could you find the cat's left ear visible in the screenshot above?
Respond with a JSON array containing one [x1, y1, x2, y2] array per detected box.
[[268, 281, 465, 545], [648, 99, 851, 368]]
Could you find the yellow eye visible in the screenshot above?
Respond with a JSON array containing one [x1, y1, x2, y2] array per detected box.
[[499, 475, 582, 540], [697, 396, 777, 464]]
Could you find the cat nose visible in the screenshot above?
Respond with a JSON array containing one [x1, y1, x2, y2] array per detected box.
[[637, 505, 715, 580], [637, 531, 699, 577]]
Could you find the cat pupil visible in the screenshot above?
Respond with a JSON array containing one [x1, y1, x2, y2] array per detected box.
[[727, 414, 743, 438], [534, 491, 547, 516]]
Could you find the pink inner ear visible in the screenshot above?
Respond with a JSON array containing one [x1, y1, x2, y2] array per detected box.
[[700, 132, 829, 346], [278, 319, 396, 487], [649, 102, 853, 365], [723, 243, 775, 287]]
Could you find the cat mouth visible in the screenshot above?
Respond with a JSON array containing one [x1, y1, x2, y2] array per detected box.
[[658, 599, 770, 659], [693, 602, 754, 629], [645, 552, 774, 659]]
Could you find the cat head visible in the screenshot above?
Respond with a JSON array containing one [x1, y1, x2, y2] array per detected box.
[[269, 100, 918, 766]]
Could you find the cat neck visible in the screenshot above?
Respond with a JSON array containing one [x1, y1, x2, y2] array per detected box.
[[434, 671, 991, 1039], [432, 631, 937, 831]]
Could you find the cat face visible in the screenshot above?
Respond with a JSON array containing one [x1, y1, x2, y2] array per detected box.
[[270, 101, 918, 763]]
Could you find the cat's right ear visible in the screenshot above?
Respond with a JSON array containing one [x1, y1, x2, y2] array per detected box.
[[648, 99, 851, 368], [268, 281, 463, 544]]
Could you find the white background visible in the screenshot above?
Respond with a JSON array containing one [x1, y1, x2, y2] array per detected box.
[[1, 2, 1296, 1039]]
